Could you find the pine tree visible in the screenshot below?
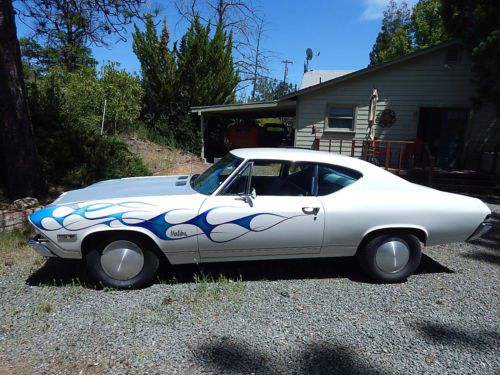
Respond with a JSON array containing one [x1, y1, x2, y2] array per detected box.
[[132, 16, 177, 134], [133, 15, 238, 152]]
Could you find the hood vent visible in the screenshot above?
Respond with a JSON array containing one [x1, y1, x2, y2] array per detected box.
[[176, 180, 187, 186], [178, 175, 189, 180]]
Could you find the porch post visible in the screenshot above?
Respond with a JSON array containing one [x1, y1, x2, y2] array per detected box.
[[199, 112, 206, 161]]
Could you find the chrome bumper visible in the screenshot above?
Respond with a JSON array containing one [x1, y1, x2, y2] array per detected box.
[[467, 217, 493, 242], [28, 235, 58, 257]]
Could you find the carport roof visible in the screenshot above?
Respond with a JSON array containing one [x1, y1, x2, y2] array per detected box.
[[191, 99, 296, 118]]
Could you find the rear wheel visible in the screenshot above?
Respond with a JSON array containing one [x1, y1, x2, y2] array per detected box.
[[85, 233, 159, 289], [357, 233, 421, 282]]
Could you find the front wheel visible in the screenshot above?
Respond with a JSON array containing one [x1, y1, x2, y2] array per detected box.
[[85, 233, 160, 289], [357, 233, 422, 283]]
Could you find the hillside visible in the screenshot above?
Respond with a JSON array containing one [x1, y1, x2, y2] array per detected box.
[[122, 134, 208, 176]]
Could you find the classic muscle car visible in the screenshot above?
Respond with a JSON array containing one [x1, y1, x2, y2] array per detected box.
[[28, 148, 492, 288]]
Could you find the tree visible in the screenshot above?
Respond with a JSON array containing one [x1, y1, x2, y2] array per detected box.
[[174, 0, 268, 93], [441, 0, 500, 112], [15, 0, 151, 70], [133, 15, 238, 151], [25, 63, 148, 186], [175, 17, 238, 150], [0, 0, 43, 199], [411, 0, 448, 49], [253, 77, 296, 102], [370, 0, 451, 66], [100, 63, 143, 133], [20, 37, 96, 75], [132, 16, 177, 131], [248, 19, 272, 100], [370, 0, 413, 65]]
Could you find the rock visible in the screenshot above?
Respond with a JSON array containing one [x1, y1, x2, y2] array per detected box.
[[9, 197, 39, 211]]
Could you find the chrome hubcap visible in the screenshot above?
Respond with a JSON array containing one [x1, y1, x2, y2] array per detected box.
[[375, 238, 410, 274], [100, 240, 144, 280]]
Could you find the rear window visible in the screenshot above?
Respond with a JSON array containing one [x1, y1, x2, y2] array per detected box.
[[317, 164, 362, 195]]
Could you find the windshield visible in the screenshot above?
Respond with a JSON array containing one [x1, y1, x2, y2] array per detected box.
[[191, 153, 243, 195]]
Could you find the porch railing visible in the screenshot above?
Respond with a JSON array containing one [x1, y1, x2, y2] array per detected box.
[[314, 138, 434, 185]]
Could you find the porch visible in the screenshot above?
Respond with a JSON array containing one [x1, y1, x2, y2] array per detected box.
[[313, 138, 500, 198]]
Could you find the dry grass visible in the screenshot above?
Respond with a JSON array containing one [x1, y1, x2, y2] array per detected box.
[[0, 229, 42, 270], [123, 134, 208, 176]]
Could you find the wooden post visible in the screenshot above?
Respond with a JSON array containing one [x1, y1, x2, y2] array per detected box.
[[385, 142, 391, 170], [398, 144, 405, 175], [351, 140, 355, 157]]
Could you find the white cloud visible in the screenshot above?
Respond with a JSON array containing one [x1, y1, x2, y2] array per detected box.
[[359, 0, 418, 21]]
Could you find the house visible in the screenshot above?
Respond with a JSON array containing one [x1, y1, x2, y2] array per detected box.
[[192, 41, 499, 174]]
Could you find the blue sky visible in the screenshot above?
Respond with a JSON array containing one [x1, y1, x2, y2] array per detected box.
[[16, 0, 417, 88]]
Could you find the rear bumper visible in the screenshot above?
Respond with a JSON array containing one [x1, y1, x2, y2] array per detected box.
[[27, 235, 59, 258], [467, 217, 493, 242]]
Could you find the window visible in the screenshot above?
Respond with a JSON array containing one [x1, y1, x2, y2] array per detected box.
[[326, 106, 355, 131], [191, 153, 242, 195], [316, 164, 362, 195], [222, 161, 362, 197], [222, 160, 316, 196], [224, 163, 251, 195]]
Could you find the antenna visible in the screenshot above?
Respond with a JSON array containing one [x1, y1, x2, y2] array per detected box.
[[304, 48, 320, 72], [281, 59, 293, 85]]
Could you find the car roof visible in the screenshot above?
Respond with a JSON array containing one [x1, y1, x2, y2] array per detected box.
[[230, 148, 381, 175]]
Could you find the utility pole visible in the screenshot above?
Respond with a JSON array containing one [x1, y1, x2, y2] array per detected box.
[[281, 59, 293, 85]]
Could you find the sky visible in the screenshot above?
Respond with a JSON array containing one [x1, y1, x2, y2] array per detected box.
[[15, 0, 418, 89]]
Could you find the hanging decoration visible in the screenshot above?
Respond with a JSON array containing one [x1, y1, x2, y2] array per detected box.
[[377, 109, 396, 128]]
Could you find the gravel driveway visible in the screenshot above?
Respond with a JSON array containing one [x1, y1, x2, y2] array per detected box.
[[0, 204, 498, 375]]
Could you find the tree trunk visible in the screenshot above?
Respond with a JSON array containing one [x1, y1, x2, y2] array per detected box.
[[0, 0, 44, 199]]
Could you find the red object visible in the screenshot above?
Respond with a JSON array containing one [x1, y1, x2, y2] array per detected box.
[[227, 125, 261, 149], [403, 138, 424, 161]]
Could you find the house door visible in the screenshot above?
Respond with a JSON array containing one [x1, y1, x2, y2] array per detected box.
[[417, 108, 468, 168]]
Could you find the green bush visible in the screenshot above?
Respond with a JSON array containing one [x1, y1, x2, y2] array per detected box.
[[59, 132, 149, 187], [26, 65, 150, 188]]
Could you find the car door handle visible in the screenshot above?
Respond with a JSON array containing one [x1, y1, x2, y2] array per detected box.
[[302, 207, 320, 215]]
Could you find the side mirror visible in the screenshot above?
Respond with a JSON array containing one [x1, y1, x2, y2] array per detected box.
[[236, 188, 256, 206]]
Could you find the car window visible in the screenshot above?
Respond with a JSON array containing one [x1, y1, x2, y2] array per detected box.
[[224, 160, 316, 197], [224, 163, 251, 195], [317, 164, 362, 195], [192, 153, 242, 195]]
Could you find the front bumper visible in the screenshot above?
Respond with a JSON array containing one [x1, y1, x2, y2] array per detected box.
[[27, 234, 58, 257], [467, 216, 493, 242]]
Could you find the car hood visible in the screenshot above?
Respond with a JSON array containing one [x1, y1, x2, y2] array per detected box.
[[52, 175, 197, 205]]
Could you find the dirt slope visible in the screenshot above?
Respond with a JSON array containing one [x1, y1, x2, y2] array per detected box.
[[123, 134, 208, 176]]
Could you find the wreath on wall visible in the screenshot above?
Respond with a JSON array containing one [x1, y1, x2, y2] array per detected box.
[[377, 109, 396, 128]]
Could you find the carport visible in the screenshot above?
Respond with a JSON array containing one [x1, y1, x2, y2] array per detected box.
[[192, 100, 296, 162]]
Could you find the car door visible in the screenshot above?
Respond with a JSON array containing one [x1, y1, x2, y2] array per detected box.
[[197, 160, 325, 261]]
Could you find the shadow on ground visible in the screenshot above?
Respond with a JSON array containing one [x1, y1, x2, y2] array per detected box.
[[26, 253, 453, 288], [465, 211, 499, 265], [415, 321, 500, 351], [192, 337, 379, 375]]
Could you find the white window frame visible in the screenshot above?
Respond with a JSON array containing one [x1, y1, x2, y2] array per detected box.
[[324, 104, 357, 133]]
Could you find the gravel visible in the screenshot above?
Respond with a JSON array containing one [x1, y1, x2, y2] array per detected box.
[[0, 204, 498, 375]]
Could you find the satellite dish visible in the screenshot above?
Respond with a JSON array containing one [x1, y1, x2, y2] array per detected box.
[[306, 48, 313, 61]]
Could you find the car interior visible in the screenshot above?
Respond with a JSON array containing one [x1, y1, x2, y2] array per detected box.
[[224, 160, 362, 197]]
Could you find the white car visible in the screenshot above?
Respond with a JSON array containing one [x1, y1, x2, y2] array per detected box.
[[28, 148, 492, 288]]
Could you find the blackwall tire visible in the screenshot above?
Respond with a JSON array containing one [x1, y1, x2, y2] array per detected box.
[[85, 233, 159, 289], [357, 233, 422, 283]]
